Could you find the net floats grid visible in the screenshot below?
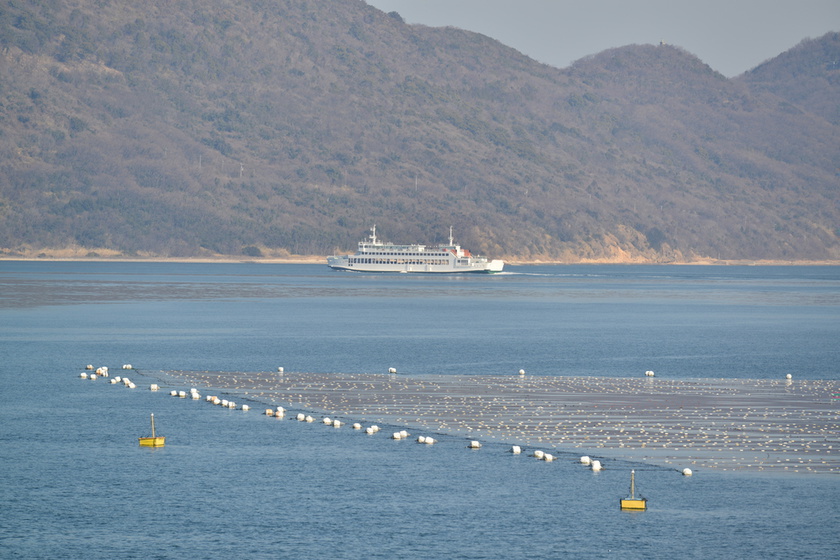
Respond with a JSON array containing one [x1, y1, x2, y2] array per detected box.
[[127, 368, 840, 475]]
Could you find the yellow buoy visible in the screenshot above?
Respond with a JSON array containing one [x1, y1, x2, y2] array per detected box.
[[620, 470, 647, 510], [138, 413, 165, 447]]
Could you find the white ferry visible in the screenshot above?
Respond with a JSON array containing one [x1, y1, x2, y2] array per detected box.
[[327, 226, 504, 273]]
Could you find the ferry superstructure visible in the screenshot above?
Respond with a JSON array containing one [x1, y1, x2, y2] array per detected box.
[[327, 226, 504, 273]]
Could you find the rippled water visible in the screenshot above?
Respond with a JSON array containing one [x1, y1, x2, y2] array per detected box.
[[1, 261, 838, 559]]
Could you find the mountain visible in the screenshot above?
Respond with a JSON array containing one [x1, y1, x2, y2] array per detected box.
[[738, 32, 840, 125], [0, 0, 838, 262]]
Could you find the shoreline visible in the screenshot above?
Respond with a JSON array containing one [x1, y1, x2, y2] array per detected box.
[[4, 255, 840, 266], [144, 370, 839, 475]]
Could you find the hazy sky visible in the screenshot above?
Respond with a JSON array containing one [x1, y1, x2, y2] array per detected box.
[[365, 0, 839, 77]]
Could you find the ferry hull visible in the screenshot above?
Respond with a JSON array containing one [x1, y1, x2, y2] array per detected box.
[[327, 261, 503, 274]]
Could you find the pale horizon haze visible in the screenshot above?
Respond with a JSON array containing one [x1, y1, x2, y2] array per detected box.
[[365, 0, 839, 77]]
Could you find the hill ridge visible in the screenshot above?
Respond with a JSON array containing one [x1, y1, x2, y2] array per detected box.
[[0, 0, 837, 261]]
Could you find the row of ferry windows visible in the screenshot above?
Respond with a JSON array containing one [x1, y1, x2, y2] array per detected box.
[[363, 252, 448, 257], [350, 258, 448, 265]]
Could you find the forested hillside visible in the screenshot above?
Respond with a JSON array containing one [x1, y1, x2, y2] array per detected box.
[[1, 0, 838, 261]]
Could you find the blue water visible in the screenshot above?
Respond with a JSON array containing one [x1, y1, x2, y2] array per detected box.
[[1, 262, 838, 559]]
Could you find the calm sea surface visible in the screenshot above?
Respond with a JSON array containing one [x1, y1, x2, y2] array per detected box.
[[1, 262, 838, 559]]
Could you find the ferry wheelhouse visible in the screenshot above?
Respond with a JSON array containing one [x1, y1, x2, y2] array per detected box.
[[327, 226, 504, 273]]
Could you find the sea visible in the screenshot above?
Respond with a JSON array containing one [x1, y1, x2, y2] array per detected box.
[[1, 261, 838, 559]]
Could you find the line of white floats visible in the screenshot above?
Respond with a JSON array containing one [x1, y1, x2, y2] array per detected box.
[[258, 413, 694, 475], [83, 365, 661, 382], [82, 366, 693, 475], [79, 368, 141, 390]]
